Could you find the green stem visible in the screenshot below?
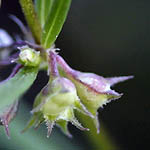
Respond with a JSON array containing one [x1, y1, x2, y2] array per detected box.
[[77, 113, 119, 150], [19, 0, 42, 44]]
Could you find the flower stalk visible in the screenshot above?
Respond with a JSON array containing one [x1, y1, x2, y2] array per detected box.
[[48, 51, 59, 79]]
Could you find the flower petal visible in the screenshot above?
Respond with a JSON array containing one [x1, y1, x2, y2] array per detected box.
[[106, 76, 134, 86]]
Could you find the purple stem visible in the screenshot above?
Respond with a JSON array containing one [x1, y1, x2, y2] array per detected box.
[[0, 52, 19, 66], [55, 54, 74, 74], [25, 41, 43, 51], [49, 51, 59, 78], [0, 64, 22, 84], [0, 41, 26, 50], [0, 41, 43, 51], [9, 15, 29, 38]]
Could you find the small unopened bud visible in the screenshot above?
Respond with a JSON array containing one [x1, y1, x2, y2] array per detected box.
[[18, 46, 41, 67]]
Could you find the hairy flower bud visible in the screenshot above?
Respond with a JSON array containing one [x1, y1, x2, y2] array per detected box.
[[18, 46, 41, 67], [56, 54, 133, 133], [72, 72, 133, 111], [67, 72, 133, 132], [23, 77, 93, 137]]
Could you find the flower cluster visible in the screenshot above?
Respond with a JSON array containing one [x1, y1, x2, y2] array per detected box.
[[0, 24, 133, 138], [0, 0, 133, 138], [23, 50, 133, 137]]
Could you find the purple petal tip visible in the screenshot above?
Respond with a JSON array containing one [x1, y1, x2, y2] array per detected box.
[[106, 75, 134, 86], [107, 90, 122, 96]]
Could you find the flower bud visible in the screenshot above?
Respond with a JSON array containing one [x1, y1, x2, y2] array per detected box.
[[56, 54, 133, 133], [18, 46, 41, 67], [66, 72, 133, 132], [23, 77, 92, 137]]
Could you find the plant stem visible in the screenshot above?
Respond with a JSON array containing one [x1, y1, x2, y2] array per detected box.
[[77, 113, 119, 150], [55, 54, 74, 74], [48, 51, 59, 79], [19, 0, 42, 44]]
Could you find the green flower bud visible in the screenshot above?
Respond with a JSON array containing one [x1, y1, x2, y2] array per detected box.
[[67, 73, 133, 132], [56, 54, 133, 133], [23, 77, 93, 137], [18, 46, 41, 67]]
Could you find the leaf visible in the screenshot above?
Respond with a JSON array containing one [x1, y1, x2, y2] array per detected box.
[[0, 67, 38, 110], [41, 0, 71, 49], [35, 0, 54, 27], [0, 100, 19, 138], [19, 0, 42, 44]]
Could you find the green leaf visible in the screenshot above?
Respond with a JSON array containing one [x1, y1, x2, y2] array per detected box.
[[0, 67, 38, 110], [19, 0, 42, 44], [35, 0, 54, 27], [41, 0, 71, 49]]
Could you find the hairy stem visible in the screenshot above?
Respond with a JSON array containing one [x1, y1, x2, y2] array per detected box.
[[19, 0, 42, 44], [48, 51, 59, 79], [55, 54, 74, 74]]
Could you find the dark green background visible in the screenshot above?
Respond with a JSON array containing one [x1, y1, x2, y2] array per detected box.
[[0, 0, 149, 150]]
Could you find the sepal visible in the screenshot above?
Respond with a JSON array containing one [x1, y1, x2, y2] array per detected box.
[[24, 77, 92, 137], [0, 100, 19, 138]]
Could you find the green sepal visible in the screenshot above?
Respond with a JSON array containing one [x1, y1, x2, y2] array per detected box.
[[22, 115, 37, 133], [22, 112, 44, 133], [62, 108, 89, 131], [59, 69, 121, 116], [56, 120, 72, 138], [74, 100, 94, 118], [25, 77, 91, 137]]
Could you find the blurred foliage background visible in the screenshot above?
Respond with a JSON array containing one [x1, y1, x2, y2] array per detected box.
[[0, 0, 149, 150]]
